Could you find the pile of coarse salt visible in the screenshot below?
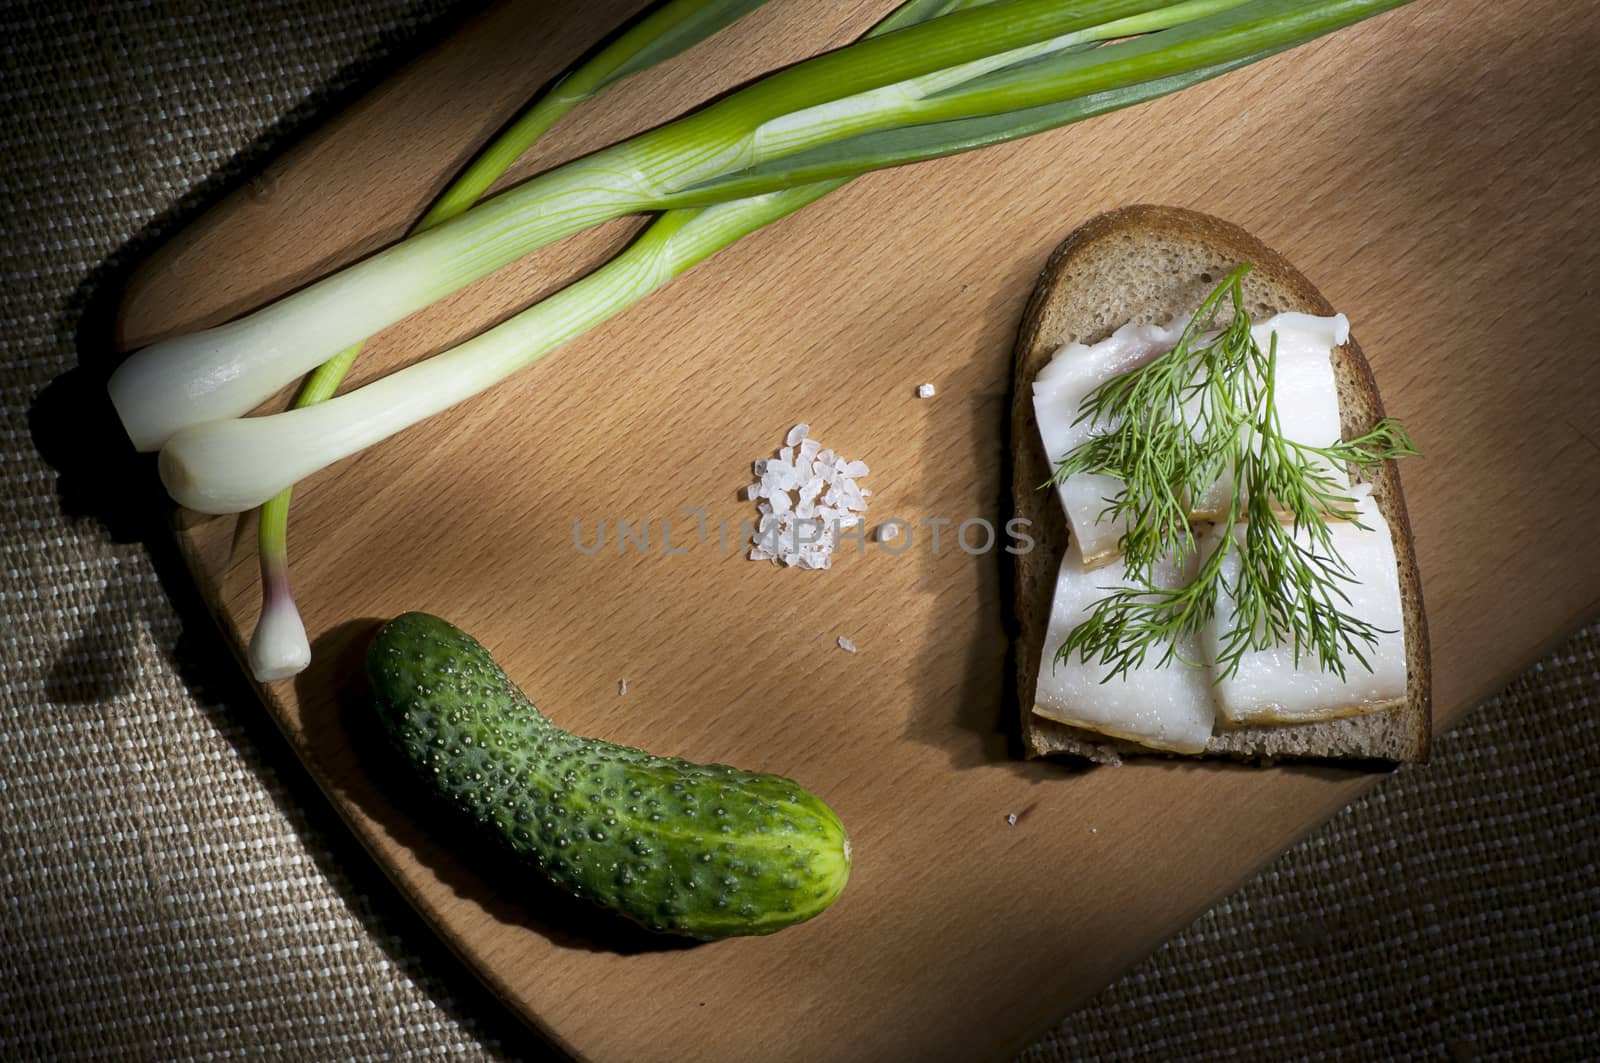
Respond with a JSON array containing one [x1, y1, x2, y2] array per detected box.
[[747, 423, 869, 569]]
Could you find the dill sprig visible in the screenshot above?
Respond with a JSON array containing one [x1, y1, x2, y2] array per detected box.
[[1047, 265, 1253, 585], [1050, 265, 1418, 681]]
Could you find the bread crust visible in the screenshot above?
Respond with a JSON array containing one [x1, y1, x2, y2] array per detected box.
[[1010, 205, 1430, 764]]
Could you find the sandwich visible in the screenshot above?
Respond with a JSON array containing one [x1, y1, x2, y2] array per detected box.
[[1010, 205, 1429, 764]]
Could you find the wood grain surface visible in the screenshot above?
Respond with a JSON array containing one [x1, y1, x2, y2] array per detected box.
[[116, 1, 1600, 1060]]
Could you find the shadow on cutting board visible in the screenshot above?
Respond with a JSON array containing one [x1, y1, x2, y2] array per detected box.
[[899, 256, 1045, 772]]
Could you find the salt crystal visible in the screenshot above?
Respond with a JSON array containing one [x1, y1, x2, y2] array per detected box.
[[1006, 813, 1018, 826], [837, 636, 856, 653], [746, 425, 871, 571], [878, 523, 900, 541], [917, 383, 936, 399], [619, 679, 628, 696]]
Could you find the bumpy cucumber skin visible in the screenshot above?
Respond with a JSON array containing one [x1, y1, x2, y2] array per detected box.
[[367, 612, 850, 939]]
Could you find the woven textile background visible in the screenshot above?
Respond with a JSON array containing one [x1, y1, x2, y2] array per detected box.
[[1, 1, 1595, 1059]]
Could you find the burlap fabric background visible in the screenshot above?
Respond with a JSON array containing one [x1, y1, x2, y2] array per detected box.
[[2, 1, 1595, 1059]]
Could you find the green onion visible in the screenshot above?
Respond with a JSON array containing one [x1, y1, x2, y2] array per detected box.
[[116, 1, 1411, 458], [171, 0, 1003, 524], [109, 0, 1184, 451], [174, 59, 1263, 517]]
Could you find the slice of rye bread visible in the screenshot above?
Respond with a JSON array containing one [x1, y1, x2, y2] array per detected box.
[[1010, 205, 1430, 764]]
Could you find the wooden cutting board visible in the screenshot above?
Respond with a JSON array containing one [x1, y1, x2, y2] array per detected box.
[[116, 1, 1600, 1059]]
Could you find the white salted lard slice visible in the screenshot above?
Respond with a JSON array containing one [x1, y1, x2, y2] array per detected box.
[[1188, 313, 1348, 519], [1032, 321, 1183, 566], [1202, 486, 1408, 726], [1032, 313, 1348, 563], [1032, 541, 1216, 754]]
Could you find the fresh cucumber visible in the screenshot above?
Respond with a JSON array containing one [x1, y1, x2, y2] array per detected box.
[[367, 612, 851, 939]]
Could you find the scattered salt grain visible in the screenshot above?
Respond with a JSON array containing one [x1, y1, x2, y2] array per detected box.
[[916, 383, 936, 399], [1006, 813, 1018, 826], [618, 679, 628, 696], [745, 425, 871, 571], [878, 523, 900, 542], [837, 636, 857, 654]]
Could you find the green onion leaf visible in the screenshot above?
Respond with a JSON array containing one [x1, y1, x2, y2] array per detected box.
[[660, 51, 1274, 205], [421, 0, 775, 226]]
